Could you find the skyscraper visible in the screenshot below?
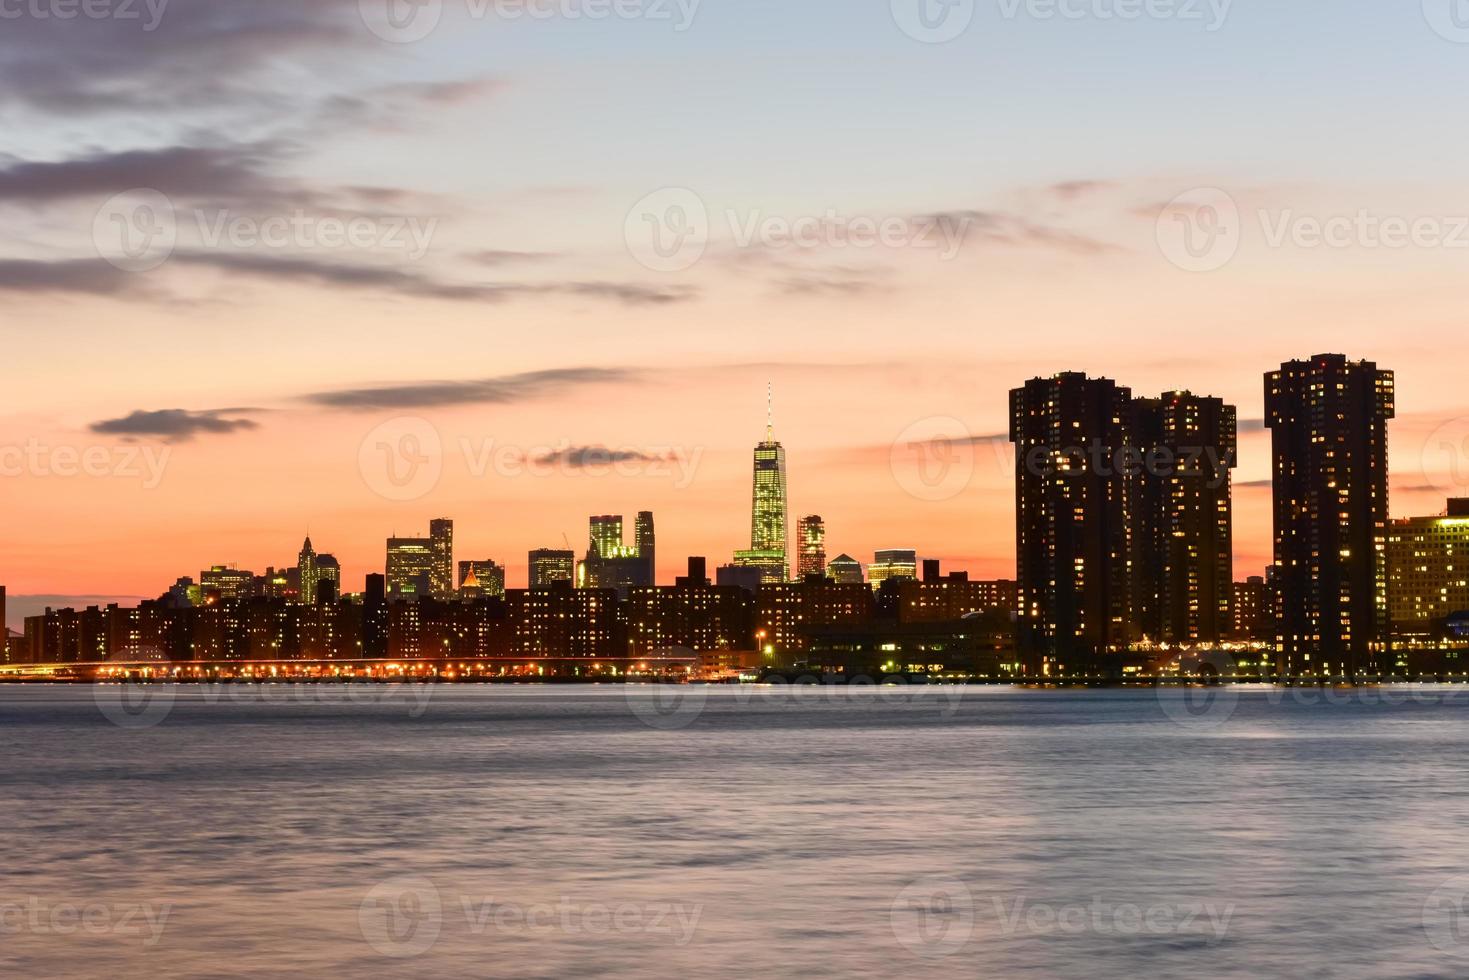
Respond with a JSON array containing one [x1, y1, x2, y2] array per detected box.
[[796, 515, 826, 579], [429, 518, 454, 600], [1129, 392, 1237, 645], [590, 516, 624, 559], [387, 535, 437, 598], [635, 510, 656, 585], [297, 537, 317, 605], [529, 549, 575, 588], [733, 384, 789, 583], [1010, 373, 1133, 673], [1266, 354, 1395, 677]]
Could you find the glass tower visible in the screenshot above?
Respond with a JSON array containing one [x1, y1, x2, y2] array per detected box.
[[734, 385, 789, 583]]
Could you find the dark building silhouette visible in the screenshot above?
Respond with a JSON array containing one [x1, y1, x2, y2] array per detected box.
[[1266, 354, 1395, 677], [1010, 373, 1133, 673], [1129, 392, 1237, 645]]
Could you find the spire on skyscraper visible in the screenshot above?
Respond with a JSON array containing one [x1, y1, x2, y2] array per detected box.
[[766, 381, 773, 442]]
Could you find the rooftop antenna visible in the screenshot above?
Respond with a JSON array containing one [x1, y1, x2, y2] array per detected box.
[[766, 381, 773, 442]]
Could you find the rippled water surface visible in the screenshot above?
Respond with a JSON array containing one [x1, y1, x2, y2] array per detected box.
[[3, 684, 1469, 979]]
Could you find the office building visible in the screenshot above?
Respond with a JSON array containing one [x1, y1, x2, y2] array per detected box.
[[529, 549, 575, 588], [796, 515, 826, 580], [1387, 499, 1469, 634]]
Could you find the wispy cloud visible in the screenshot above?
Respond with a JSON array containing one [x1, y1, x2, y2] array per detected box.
[[304, 368, 638, 411], [535, 446, 671, 468], [89, 408, 261, 442]]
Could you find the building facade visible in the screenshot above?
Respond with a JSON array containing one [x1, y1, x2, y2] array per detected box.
[[1265, 354, 1395, 677]]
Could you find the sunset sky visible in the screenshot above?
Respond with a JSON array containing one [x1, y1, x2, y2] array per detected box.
[[5, 0, 1469, 626]]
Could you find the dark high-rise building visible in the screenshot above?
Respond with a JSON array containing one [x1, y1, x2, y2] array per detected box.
[[315, 554, 341, 605], [1232, 576, 1270, 641], [1129, 392, 1237, 645], [529, 549, 575, 588], [635, 511, 656, 585], [363, 573, 388, 657], [1010, 373, 1133, 673], [429, 519, 454, 599], [796, 515, 826, 580], [1266, 354, 1395, 677]]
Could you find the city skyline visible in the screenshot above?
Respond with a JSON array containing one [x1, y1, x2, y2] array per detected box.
[[8, 354, 1469, 631]]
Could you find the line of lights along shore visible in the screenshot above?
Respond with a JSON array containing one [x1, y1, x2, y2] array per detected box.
[[7, 355, 1469, 681]]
